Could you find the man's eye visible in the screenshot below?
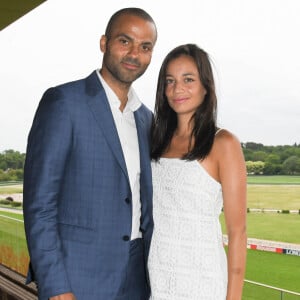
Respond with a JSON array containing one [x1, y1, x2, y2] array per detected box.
[[142, 45, 152, 52], [119, 39, 129, 45]]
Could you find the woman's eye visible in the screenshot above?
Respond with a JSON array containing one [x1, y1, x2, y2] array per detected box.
[[165, 79, 174, 85], [185, 77, 194, 83]]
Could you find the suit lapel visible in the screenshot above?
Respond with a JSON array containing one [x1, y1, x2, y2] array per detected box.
[[85, 72, 129, 181]]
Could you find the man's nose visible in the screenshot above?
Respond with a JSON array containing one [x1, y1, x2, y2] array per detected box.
[[128, 44, 139, 56]]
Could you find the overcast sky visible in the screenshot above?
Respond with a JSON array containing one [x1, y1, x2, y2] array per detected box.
[[1, 0, 299, 153]]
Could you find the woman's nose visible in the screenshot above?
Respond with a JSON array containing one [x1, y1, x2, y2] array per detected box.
[[174, 82, 184, 93]]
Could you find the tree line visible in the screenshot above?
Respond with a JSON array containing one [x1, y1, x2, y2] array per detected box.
[[0, 143, 300, 181], [0, 150, 25, 181], [243, 142, 300, 175]]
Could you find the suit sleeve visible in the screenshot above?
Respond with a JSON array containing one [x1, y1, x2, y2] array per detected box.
[[23, 87, 73, 298]]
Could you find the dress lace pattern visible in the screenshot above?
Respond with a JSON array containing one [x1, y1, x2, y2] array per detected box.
[[148, 158, 227, 300]]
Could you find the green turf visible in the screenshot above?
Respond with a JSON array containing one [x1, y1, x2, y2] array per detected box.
[[1, 178, 300, 291], [0, 211, 28, 274], [0, 211, 24, 220], [247, 175, 300, 185], [220, 213, 300, 244], [0, 212, 26, 253], [247, 185, 300, 210], [0, 184, 23, 194], [243, 250, 300, 299], [0, 181, 22, 186]]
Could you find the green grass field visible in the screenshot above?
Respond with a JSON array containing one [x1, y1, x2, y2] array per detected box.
[[1, 210, 299, 298], [244, 250, 300, 299], [0, 211, 24, 221], [0, 178, 299, 298], [247, 175, 300, 211], [0, 184, 23, 194], [0, 210, 28, 274], [247, 175, 300, 185], [0, 211, 26, 251], [220, 175, 299, 297], [220, 213, 300, 244], [247, 185, 300, 210]]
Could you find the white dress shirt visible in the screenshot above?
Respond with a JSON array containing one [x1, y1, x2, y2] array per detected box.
[[97, 70, 142, 240]]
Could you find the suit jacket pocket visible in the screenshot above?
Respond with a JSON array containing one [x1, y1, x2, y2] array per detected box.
[[58, 222, 95, 243]]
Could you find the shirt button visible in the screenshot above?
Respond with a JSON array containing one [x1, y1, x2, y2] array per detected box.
[[122, 235, 130, 241], [125, 197, 130, 204]]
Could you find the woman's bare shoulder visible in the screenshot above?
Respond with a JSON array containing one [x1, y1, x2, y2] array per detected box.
[[214, 128, 242, 155], [215, 128, 240, 143]]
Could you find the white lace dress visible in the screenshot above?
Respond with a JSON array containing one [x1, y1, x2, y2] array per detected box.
[[148, 158, 227, 300]]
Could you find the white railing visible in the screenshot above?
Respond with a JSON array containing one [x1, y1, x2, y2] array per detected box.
[[244, 279, 300, 299]]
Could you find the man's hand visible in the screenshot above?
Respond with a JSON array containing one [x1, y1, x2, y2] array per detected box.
[[50, 292, 76, 300]]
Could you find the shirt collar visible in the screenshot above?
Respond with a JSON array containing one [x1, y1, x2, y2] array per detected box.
[[96, 69, 141, 112]]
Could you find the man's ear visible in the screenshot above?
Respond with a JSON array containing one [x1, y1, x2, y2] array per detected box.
[[100, 35, 107, 53]]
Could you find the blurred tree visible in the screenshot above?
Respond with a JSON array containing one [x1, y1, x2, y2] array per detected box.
[[282, 156, 300, 174]]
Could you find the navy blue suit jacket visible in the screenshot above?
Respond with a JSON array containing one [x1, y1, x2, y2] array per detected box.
[[23, 71, 153, 299]]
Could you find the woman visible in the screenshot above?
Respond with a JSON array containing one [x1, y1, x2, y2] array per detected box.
[[148, 44, 247, 300]]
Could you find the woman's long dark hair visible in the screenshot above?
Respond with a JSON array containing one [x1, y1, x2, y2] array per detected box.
[[151, 44, 218, 161]]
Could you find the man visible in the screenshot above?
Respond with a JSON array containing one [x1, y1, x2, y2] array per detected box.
[[23, 7, 157, 300]]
